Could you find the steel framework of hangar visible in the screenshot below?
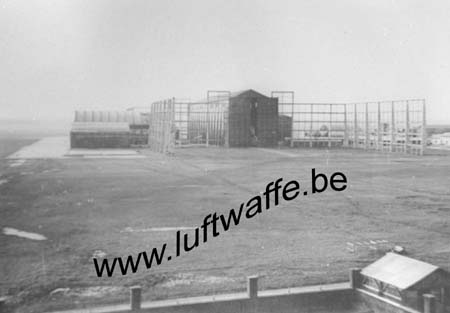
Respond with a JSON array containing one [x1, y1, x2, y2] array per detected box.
[[148, 89, 426, 155]]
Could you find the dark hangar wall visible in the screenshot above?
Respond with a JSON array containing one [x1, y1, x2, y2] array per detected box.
[[228, 90, 278, 147]]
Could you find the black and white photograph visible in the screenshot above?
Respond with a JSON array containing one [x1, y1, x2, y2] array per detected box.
[[0, 1, 449, 313]]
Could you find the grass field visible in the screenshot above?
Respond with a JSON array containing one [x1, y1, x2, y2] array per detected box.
[[1, 136, 450, 313]]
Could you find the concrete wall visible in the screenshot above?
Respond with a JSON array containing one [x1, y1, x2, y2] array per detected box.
[[47, 271, 445, 313], [139, 286, 356, 313]]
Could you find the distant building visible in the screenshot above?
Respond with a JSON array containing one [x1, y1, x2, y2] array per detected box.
[[70, 110, 149, 149], [430, 132, 450, 146]]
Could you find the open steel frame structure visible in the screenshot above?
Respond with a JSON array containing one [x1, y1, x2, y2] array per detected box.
[[148, 90, 426, 155]]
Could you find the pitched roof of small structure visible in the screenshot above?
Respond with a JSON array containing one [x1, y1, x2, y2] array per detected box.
[[361, 253, 439, 290]]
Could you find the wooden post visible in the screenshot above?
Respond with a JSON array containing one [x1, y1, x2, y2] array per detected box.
[[130, 286, 142, 311], [423, 294, 436, 313], [391, 101, 395, 152], [353, 103, 358, 148], [247, 276, 258, 299], [405, 100, 410, 153]]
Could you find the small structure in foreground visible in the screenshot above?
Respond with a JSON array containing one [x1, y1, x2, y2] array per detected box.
[[359, 252, 450, 312]]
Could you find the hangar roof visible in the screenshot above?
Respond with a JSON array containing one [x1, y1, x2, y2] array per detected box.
[[361, 252, 439, 290], [196, 89, 272, 103], [74, 110, 148, 125], [229, 89, 271, 99], [71, 122, 130, 133]]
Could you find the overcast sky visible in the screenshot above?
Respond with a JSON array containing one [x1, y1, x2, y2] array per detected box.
[[1, 0, 449, 124]]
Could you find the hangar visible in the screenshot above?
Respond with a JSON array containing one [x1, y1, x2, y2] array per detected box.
[[70, 110, 149, 149], [149, 90, 426, 155], [70, 89, 426, 155], [183, 89, 279, 147]]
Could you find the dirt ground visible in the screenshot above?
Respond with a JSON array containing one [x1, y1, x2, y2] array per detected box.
[[1, 136, 449, 313]]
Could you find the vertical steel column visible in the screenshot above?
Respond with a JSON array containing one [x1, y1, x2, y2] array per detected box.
[[206, 101, 210, 147], [310, 104, 313, 148], [328, 104, 332, 148], [344, 104, 348, 147], [405, 100, 410, 153], [365, 102, 369, 150], [377, 102, 381, 151], [391, 101, 395, 152], [162, 101, 166, 153], [291, 98, 295, 147], [224, 100, 230, 148], [187, 103, 191, 145], [353, 103, 358, 148], [421, 99, 427, 156], [169, 98, 175, 153]]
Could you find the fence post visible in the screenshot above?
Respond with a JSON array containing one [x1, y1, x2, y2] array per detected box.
[[349, 268, 361, 289], [247, 276, 259, 299], [423, 294, 436, 313], [0, 297, 6, 313], [130, 286, 142, 311]]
